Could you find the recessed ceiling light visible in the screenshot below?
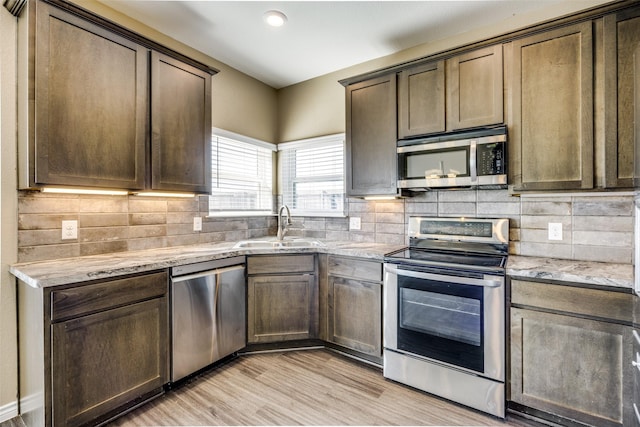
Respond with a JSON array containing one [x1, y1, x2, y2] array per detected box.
[[263, 10, 287, 27]]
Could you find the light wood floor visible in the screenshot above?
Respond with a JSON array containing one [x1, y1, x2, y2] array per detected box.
[[109, 349, 543, 426]]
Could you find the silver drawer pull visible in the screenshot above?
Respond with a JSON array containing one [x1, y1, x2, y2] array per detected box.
[[634, 403, 640, 424]]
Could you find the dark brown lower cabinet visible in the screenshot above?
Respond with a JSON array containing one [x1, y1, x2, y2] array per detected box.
[[18, 270, 169, 427], [325, 256, 383, 362], [52, 298, 167, 426], [509, 279, 633, 427], [246, 255, 318, 344], [327, 276, 381, 356]]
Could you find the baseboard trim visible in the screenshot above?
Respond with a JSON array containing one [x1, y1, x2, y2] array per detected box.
[[0, 401, 19, 424]]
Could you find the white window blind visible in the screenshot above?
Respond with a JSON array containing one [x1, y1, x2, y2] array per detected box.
[[279, 134, 345, 217], [209, 130, 275, 215]]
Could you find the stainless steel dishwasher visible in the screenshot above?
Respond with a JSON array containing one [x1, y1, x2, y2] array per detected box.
[[170, 256, 246, 382]]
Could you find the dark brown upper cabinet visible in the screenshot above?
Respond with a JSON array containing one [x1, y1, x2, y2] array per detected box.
[[603, 8, 640, 189], [509, 22, 594, 192], [26, 1, 148, 190], [151, 52, 212, 193], [398, 45, 503, 139], [446, 45, 504, 131], [345, 74, 399, 197], [397, 61, 445, 138], [19, 0, 215, 194]]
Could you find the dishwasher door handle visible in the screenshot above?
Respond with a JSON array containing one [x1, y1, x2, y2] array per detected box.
[[171, 264, 244, 283]]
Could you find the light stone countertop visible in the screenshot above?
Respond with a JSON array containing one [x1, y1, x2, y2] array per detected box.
[[10, 239, 635, 292], [10, 239, 405, 289], [507, 255, 634, 291]]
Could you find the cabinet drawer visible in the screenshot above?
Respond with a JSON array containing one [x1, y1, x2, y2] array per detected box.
[[51, 271, 168, 322], [511, 279, 632, 324], [328, 256, 382, 283], [247, 255, 315, 275]]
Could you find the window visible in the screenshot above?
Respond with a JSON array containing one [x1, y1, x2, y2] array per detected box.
[[279, 134, 345, 217], [209, 129, 276, 215]]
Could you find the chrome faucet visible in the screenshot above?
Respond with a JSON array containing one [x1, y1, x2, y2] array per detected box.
[[276, 205, 292, 241]]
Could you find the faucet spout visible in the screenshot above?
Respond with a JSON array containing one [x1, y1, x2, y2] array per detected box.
[[276, 205, 292, 241]]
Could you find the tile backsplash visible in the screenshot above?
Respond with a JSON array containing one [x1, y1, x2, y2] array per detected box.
[[17, 191, 276, 263], [17, 189, 635, 265]]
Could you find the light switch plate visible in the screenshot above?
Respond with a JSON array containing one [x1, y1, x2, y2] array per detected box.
[[349, 216, 361, 230], [61, 220, 78, 240], [193, 216, 202, 232], [548, 222, 563, 241]]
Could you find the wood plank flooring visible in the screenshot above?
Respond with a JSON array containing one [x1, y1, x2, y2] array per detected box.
[[109, 349, 543, 426]]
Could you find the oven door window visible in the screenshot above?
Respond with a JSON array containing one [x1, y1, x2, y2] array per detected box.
[[397, 274, 483, 373]]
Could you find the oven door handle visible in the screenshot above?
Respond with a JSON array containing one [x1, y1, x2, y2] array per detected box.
[[385, 264, 502, 288]]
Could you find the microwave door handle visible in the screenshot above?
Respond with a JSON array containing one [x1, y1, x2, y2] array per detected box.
[[469, 140, 477, 183], [386, 264, 501, 288]]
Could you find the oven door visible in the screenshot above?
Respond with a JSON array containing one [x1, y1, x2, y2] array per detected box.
[[384, 263, 505, 382]]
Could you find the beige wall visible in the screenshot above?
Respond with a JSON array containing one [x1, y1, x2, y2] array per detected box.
[[0, 5, 19, 418], [277, 0, 613, 142]]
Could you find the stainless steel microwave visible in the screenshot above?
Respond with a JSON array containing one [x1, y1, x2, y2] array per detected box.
[[397, 127, 507, 190]]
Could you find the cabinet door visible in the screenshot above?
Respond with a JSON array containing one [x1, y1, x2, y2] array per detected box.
[[510, 308, 633, 427], [510, 23, 594, 191], [398, 61, 445, 138], [247, 274, 316, 343], [34, 2, 148, 189], [51, 297, 168, 427], [346, 74, 398, 197], [151, 52, 212, 193], [327, 276, 381, 357], [447, 45, 503, 130], [604, 8, 640, 188]]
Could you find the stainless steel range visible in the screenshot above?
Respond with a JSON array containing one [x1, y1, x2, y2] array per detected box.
[[383, 216, 508, 418]]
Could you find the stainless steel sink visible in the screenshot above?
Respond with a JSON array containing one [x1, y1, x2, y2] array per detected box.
[[233, 239, 325, 249]]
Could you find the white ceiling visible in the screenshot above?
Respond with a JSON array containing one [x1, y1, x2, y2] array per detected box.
[[102, 1, 600, 89]]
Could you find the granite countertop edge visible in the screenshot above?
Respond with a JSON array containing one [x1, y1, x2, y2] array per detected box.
[[10, 241, 634, 291], [506, 255, 634, 291], [10, 240, 405, 289]]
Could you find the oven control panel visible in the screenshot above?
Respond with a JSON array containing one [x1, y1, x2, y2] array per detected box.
[[409, 216, 509, 244], [420, 220, 492, 238]]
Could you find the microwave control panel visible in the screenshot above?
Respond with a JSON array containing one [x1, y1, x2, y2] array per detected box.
[[476, 142, 506, 175]]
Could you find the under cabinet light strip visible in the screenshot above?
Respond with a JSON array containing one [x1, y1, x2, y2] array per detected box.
[[133, 192, 196, 198], [363, 196, 399, 201], [41, 187, 128, 196]]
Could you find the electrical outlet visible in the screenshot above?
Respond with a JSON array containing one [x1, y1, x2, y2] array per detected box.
[[61, 220, 78, 240], [193, 216, 202, 232], [548, 222, 563, 241], [349, 216, 361, 230]]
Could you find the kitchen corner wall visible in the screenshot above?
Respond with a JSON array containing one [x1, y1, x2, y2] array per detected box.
[[17, 190, 634, 265]]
